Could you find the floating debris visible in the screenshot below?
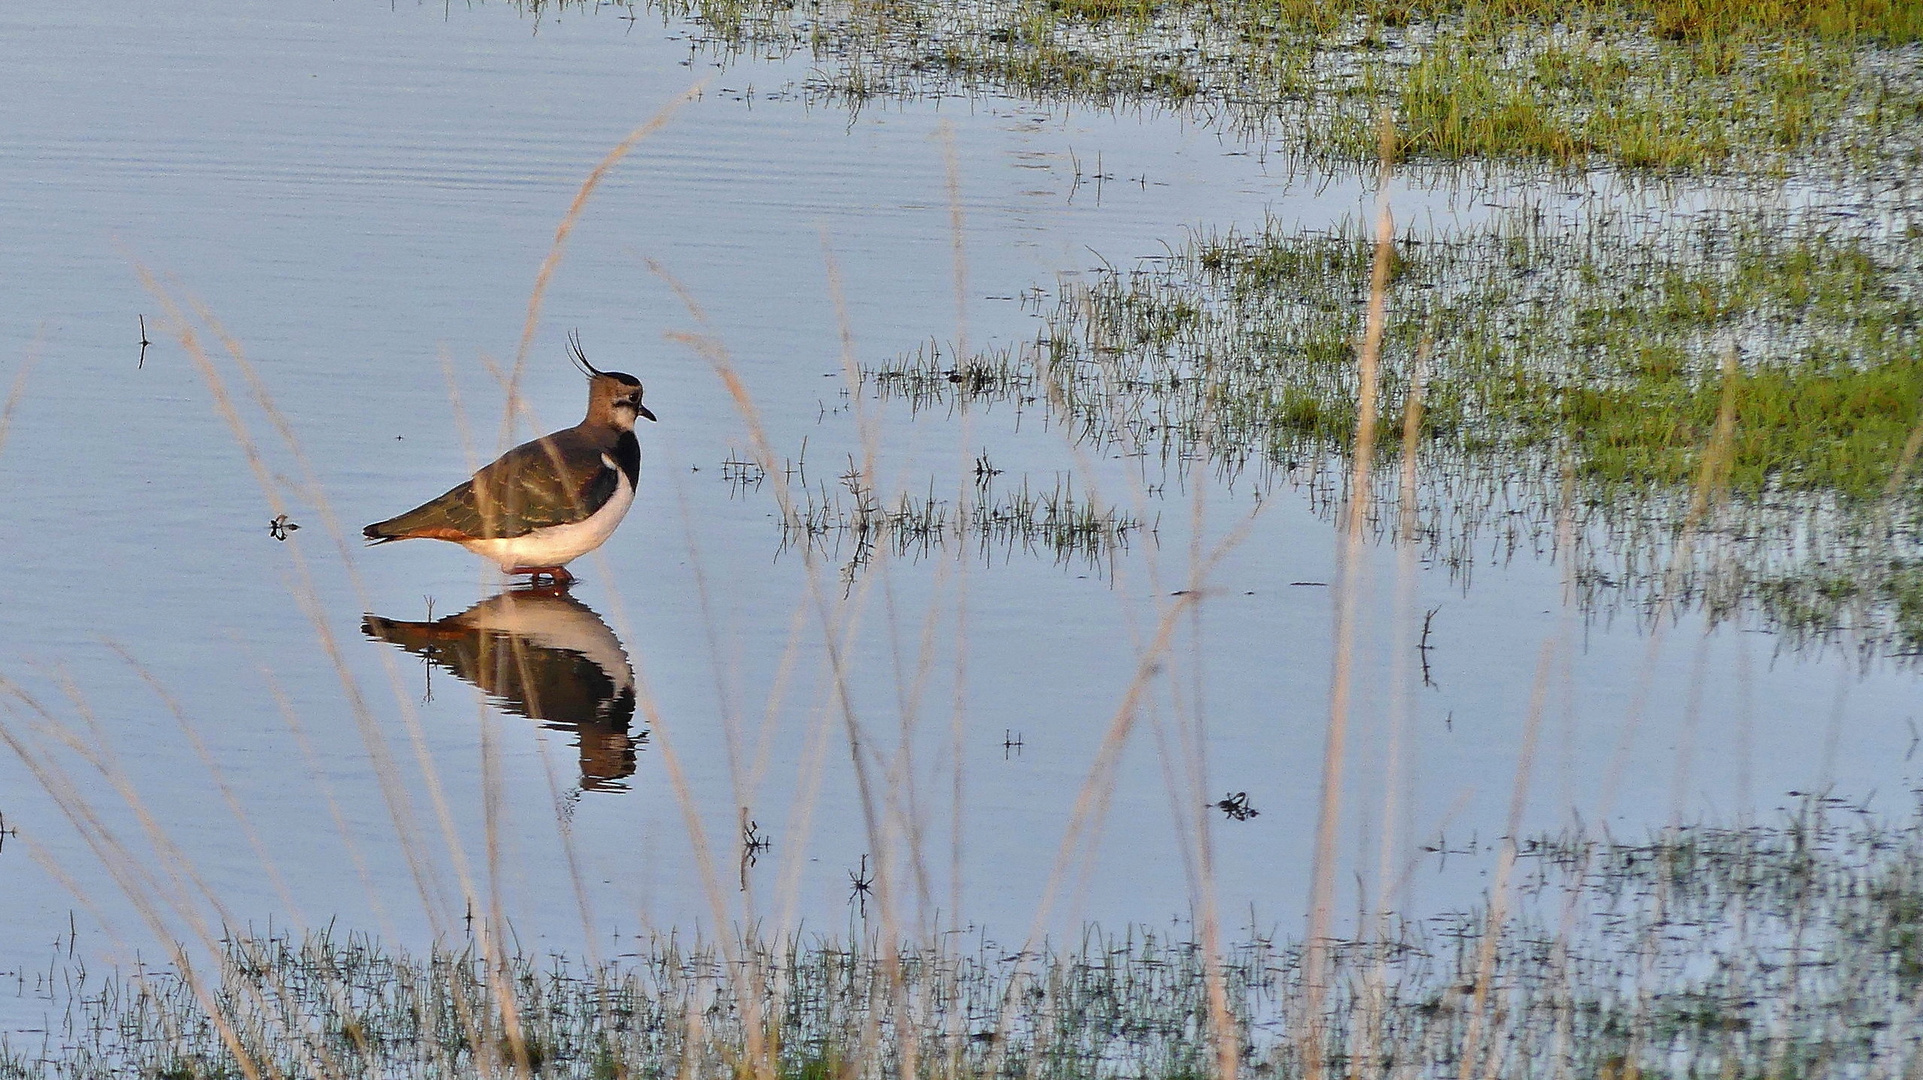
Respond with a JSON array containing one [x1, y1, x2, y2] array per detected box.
[[1213, 791, 1259, 820]]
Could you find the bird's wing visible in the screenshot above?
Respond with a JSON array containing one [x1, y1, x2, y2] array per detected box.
[[367, 428, 620, 541]]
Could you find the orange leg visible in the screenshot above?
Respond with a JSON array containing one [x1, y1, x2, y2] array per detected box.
[[511, 565, 574, 586]]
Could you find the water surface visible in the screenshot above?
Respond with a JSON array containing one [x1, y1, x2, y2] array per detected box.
[[1, 0, 1918, 1038]]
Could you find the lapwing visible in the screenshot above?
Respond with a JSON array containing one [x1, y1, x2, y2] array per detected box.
[[364, 334, 656, 585], [363, 588, 641, 790]]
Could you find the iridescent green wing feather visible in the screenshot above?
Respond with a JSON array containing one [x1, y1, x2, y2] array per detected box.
[[368, 429, 617, 541]]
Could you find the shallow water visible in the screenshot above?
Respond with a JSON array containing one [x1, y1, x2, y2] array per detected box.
[[1, 0, 1919, 1038]]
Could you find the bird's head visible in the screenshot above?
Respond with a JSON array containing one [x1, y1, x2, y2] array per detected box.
[[570, 332, 658, 431]]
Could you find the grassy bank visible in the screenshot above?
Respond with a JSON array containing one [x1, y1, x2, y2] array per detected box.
[[6, 802, 1921, 1078]]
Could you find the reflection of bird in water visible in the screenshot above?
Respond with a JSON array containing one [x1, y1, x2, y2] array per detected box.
[[361, 587, 642, 791], [362, 334, 656, 586]]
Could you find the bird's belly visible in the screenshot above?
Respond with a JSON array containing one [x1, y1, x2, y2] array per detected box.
[[459, 473, 635, 569]]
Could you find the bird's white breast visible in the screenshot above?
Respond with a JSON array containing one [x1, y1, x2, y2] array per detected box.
[[459, 454, 636, 570]]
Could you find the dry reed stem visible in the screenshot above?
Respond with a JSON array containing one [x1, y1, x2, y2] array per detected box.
[[654, 207, 1010, 1079], [181, 320, 513, 1079], [195, 305, 491, 922], [942, 123, 974, 1069], [1527, 347, 1747, 1080], [248, 655, 395, 938], [150, 281, 511, 1076], [440, 345, 481, 472], [640, 351, 815, 945], [878, 568, 945, 932], [1304, 109, 1396, 1080], [1883, 400, 1923, 500], [44, 669, 243, 964], [647, 259, 868, 1080], [6, 825, 124, 965], [1171, 413, 1236, 1080], [641, 268, 806, 1080], [439, 346, 622, 1043], [500, 83, 704, 444], [0, 345, 36, 464], [815, 234, 921, 1080], [448, 350, 580, 1080], [1457, 638, 1554, 1080], [1540, 465, 1585, 1080], [1359, 333, 1431, 1079], [134, 276, 448, 928], [110, 645, 306, 926], [0, 679, 271, 1080], [1595, 346, 1741, 817], [964, 266, 1264, 1078], [1002, 518, 1251, 980], [43, 667, 352, 1080]]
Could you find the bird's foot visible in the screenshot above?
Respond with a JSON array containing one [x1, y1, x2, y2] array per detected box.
[[511, 565, 575, 587]]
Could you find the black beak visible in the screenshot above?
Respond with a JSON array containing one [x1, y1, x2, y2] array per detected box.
[[637, 403, 657, 422]]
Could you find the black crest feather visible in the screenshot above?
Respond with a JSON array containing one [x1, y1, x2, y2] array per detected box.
[[567, 330, 602, 379]]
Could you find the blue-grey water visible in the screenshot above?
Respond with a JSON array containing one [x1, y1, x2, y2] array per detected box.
[[1, 0, 1918, 1038]]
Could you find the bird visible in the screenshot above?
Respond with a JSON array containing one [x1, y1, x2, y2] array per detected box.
[[364, 333, 656, 585]]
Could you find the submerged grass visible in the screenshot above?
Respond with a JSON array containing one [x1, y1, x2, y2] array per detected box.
[[776, 454, 1151, 581], [8, 801, 1923, 1078], [866, 200, 1923, 653]]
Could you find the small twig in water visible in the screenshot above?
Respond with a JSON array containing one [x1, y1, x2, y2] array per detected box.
[[1419, 605, 1440, 689]]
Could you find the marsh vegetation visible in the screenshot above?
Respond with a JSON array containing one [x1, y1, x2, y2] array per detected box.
[[865, 199, 1923, 655], [7, 802, 1922, 1078], [775, 457, 1150, 580], [615, 0, 1923, 177]]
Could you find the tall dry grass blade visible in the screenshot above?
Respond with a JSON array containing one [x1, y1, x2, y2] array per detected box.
[[816, 233, 919, 1080], [1304, 108, 1395, 1080], [1358, 333, 1430, 1080], [639, 264, 794, 1080], [499, 82, 704, 445], [0, 346, 36, 464], [147, 281, 514, 1074], [0, 678, 276, 1080], [110, 644, 306, 926], [942, 122, 974, 1039], [1596, 346, 1741, 815], [136, 276, 454, 931], [992, 520, 1253, 1028], [1457, 639, 1554, 1080], [249, 654, 394, 937], [189, 304, 519, 1067]]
